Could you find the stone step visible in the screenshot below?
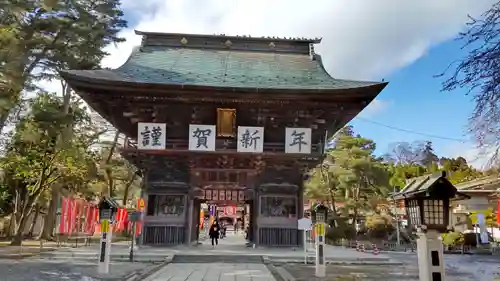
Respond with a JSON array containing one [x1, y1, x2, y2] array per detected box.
[[268, 256, 401, 265], [171, 254, 264, 264], [39, 252, 170, 262]]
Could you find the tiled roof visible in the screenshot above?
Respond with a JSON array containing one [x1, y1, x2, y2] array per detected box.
[[395, 172, 470, 201], [61, 46, 386, 91], [454, 176, 500, 191], [399, 173, 442, 195]]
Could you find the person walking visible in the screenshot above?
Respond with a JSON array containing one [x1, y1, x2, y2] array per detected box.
[[220, 221, 227, 239], [209, 221, 220, 248]]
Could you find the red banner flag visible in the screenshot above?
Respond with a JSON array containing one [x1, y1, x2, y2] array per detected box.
[[497, 199, 500, 225]]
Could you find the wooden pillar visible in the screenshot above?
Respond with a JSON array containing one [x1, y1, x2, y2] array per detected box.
[[185, 192, 194, 245], [253, 189, 259, 246], [138, 169, 149, 246], [298, 178, 304, 247]]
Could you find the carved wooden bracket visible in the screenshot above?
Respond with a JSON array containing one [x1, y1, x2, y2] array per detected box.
[[257, 167, 302, 186], [258, 184, 299, 194]]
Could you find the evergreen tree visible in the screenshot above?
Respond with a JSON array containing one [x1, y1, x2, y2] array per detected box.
[[0, 0, 127, 132]]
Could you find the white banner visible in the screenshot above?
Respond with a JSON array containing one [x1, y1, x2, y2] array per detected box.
[[137, 122, 166, 150], [285, 127, 312, 154], [237, 126, 264, 153], [476, 213, 489, 244], [188, 124, 216, 151]]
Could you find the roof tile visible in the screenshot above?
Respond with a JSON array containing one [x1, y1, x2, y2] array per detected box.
[[63, 46, 384, 90]]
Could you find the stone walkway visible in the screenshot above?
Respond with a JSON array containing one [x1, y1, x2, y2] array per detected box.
[[145, 263, 276, 281], [40, 231, 394, 264]]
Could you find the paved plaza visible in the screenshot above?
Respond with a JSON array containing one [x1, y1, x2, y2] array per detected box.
[[145, 263, 276, 281], [0, 232, 499, 280], [0, 258, 159, 281], [40, 231, 392, 264]]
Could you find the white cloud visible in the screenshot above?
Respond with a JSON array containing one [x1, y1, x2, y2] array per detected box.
[[34, 0, 497, 150], [358, 99, 392, 118], [98, 0, 496, 80], [37, 0, 497, 91]]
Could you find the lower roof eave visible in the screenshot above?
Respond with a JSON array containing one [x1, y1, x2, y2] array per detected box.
[[60, 70, 388, 99]]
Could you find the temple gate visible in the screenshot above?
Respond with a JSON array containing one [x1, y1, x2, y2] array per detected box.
[[61, 31, 387, 246]]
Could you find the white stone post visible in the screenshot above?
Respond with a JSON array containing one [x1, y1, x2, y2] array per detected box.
[[416, 230, 445, 281], [98, 219, 113, 274], [315, 222, 326, 277]]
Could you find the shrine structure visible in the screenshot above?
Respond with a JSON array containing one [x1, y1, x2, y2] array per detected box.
[[60, 31, 388, 247]]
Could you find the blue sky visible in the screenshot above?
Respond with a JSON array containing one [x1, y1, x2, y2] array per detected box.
[[349, 39, 476, 160]]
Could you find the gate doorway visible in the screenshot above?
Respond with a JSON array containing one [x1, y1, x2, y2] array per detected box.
[[195, 199, 253, 248]]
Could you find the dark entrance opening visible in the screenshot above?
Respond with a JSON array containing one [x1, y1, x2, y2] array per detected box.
[[195, 198, 253, 247]]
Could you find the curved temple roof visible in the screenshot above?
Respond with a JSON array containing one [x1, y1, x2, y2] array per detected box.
[[61, 31, 387, 92]]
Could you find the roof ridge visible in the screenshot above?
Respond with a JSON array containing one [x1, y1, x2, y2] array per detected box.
[[135, 30, 322, 43]]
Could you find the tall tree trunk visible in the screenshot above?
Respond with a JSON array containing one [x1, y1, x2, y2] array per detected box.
[[27, 204, 41, 237], [40, 83, 71, 240], [9, 183, 23, 237], [11, 213, 31, 246], [40, 186, 58, 239], [0, 112, 9, 137], [352, 185, 361, 227], [104, 131, 120, 197], [11, 195, 37, 246], [328, 188, 338, 227], [121, 173, 137, 206]]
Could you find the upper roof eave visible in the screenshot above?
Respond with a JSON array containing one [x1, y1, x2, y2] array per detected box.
[[134, 30, 322, 44], [59, 69, 388, 97]]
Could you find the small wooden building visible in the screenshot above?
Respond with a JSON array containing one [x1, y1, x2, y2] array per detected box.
[[61, 31, 387, 246]]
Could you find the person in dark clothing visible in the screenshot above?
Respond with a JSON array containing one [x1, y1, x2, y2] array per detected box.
[[220, 222, 227, 239], [209, 221, 220, 248]]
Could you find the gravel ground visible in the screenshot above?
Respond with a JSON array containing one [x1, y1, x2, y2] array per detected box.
[[280, 263, 476, 281], [279, 253, 500, 281], [0, 258, 158, 281]]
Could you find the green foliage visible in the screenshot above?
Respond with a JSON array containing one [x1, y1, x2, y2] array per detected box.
[[305, 126, 391, 225], [365, 214, 394, 239], [439, 157, 483, 184], [469, 208, 497, 227], [385, 141, 484, 188], [305, 127, 488, 234], [442, 231, 464, 246], [0, 92, 113, 242], [1, 93, 93, 194], [0, 0, 127, 131], [326, 217, 356, 240]]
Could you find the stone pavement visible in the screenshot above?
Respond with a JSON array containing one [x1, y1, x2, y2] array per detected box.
[[0, 240, 58, 259], [0, 257, 161, 281], [40, 232, 394, 264], [145, 263, 276, 281]]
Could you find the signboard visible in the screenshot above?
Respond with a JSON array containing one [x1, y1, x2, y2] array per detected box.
[[137, 198, 145, 211], [237, 126, 264, 153], [209, 205, 216, 216], [137, 122, 166, 150], [188, 124, 216, 151], [315, 223, 326, 236], [101, 219, 110, 233], [100, 209, 112, 221], [298, 218, 312, 230], [285, 127, 312, 154], [202, 189, 247, 202]]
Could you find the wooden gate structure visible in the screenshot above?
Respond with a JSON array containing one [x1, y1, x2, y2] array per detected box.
[[61, 31, 387, 246]]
